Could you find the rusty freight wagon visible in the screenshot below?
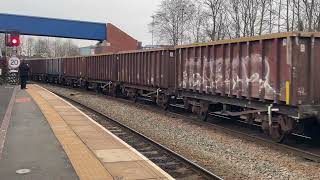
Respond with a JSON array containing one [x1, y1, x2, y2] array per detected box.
[[26, 59, 47, 81], [117, 48, 175, 108], [85, 54, 118, 94], [175, 32, 320, 141], [63, 56, 87, 86], [46, 58, 64, 83]]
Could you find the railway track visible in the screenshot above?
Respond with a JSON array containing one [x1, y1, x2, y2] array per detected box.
[[107, 93, 320, 164], [166, 108, 320, 163], [55, 92, 223, 180], [40, 83, 320, 169], [98, 92, 320, 164]]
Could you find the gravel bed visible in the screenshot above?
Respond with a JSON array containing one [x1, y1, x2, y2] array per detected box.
[[40, 84, 320, 180]]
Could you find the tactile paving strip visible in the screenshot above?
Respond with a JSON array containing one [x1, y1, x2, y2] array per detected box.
[[28, 85, 173, 180], [27, 86, 113, 180]]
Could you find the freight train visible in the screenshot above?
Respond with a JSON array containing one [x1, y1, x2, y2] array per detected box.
[[27, 32, 320, 142]]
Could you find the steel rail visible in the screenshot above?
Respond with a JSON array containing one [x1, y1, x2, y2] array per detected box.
[[54, 91, 223, 180]]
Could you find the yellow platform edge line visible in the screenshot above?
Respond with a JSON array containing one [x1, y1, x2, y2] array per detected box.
[[27, 86, 114, 180], [34, 84, 175, 180]]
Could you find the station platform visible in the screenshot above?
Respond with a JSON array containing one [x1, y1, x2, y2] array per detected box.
[[0, 85, 15, 124], [0, 84, 173, 180]]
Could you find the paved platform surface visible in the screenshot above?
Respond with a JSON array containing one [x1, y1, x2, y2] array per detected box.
[[0, 87, 78, 180], [0, 85, 14, 124], [25, 84, 173, 180]]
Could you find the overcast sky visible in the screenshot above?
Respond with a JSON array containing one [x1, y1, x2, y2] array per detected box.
[[0, 0, 162, 46]]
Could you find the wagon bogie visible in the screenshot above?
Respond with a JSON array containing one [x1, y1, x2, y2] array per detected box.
[[156, 93, 170, 110], [181, 92, 299, 141]]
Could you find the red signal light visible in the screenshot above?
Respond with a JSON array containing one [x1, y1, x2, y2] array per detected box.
[[9, 34, 20, 47]]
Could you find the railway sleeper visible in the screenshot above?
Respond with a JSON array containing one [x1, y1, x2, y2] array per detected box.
[[140, 150, 160, 156], [157, 161, 180, 169], [148, 156, 170, 162], [135, 146, 153, 151]]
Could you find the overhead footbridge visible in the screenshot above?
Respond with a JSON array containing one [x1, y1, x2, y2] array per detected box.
[[0, 13, 107, 41]]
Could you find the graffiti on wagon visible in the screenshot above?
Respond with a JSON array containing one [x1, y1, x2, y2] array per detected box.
[[182, 54, 281, 98]]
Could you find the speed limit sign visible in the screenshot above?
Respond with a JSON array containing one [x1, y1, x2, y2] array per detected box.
[[8, 56, 21, 69]]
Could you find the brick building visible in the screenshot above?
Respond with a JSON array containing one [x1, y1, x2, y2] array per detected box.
[[95, 23, 141, 54]]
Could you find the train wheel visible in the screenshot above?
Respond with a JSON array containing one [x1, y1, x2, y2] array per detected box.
[[270, 115, 293, 142], [133, 95, 138, 103], [128, 95, 137, 102], [157, 94, 169, 110], [199, 102, 209, 121], [260, 115, 288, 142], [269, 123, 287, 142], [199, 111, 208, 121], [261, 119, 269, 135], [161, 102, 169, 110]]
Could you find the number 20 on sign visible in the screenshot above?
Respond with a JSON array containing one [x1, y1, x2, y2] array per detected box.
[[8, 56, 20, 69]]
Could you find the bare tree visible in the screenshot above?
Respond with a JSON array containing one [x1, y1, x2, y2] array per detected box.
[[150, 0, 320, 45], [302, 0, 315, 31], [0, 34, 5, 48], [32, 37, 80, 58], [314, 1, 320, 31], [258, 0, 268, 35], [34, 38, 51, 57], [229, 0, 241, 37], [189, 1, 207, 43], [63, 39, 80, 56], [277, 0, 282, 32], [202, 0, 226, 40], [51, 39, 65, 57], [151, 0, 196, 45], [25, 37, 35, 57], [228, 0, 261, 37], [0, 34, 5, 58]]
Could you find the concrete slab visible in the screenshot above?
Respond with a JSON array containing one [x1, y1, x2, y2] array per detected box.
[[72, 125, 97, 133], [78, 134, 111, 143], [58, 111, 82, 116], [0, 89, 79, 180], [95, 149, 142, 163], [66, 120, 93, 126], [61, 115, 88, 121], [103, 161, 165, 179], [0, 85, 14, 124], [85, 139, 126, 150], [55, 108, 78, 112], [54, 105, 74, 109], [80, 134, 116, 143]]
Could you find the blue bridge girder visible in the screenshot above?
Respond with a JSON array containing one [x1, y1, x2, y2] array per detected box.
[[0, 13, 107, 41]]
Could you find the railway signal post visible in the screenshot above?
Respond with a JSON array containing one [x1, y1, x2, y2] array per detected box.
[[2, 32, 21, 85]]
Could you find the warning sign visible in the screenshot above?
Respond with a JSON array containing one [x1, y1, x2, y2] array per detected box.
[[8, 56, 20, 69]]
